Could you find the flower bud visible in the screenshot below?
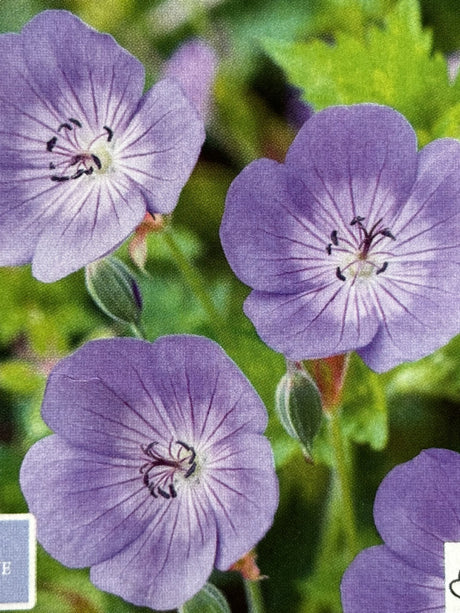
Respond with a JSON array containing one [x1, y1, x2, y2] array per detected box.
[[180, 583, 231, 613], [275, 363, 324, 459], [85, 256, 142, 325]]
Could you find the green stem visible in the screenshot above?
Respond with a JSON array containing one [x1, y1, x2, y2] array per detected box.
[[163, 229, 226, 340], [329, 409, 359, 559], [244, 578, 265, 613]]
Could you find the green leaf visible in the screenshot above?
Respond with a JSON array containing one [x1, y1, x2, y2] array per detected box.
[[263, 0, 453, 132], [179, 583, 231, 613], [0, 360, 44, 395], [388, 334, 460, 403]]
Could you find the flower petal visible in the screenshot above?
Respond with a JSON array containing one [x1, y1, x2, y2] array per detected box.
[[220, 158, 330, 293], [20, 10, 145, 132], [359, 138, 460, 371], [144, 335, 269, 445], [285, 104, 418, 227], [41, 338, 179, 457], [90, 487, 217, 611], [341, 545, 444, 613], [358, 260, 460, 372], [20, 436, 154, 567], [204, 433, 278, 570], [31, 176, 146, 282], [244, 281, 379, 361], [41, 336, 269, 456], [374, 449, 460, 577], [117, 78, 205, 215]]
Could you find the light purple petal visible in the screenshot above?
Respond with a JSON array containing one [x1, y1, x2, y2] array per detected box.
[[285, 104, 418, 227], [358, 260, 460, 372], [0, 32, 61, 266], [90, 487, 217, 611], [41, 338, 180, 458], [41, 336, 268, 456], [374, 449, 460, 577], [20, 10, 145, 133], [220, 158, 330, 293], [31, 176, 146, 282], [20, 436, 155, 567], [359, 139, 460, 371], [341, 545, 444, 613], [133, 335, 269, 446], [204, 433, 278, 570], [117, 78, 205, 215], [244, 282, 379, 361], [163, 38, 217, 120]]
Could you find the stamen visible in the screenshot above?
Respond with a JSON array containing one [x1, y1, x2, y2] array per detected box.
[[51, 175, 70, 182], [58, 122, 73, 132], [91, 154, 102, 170], [49, 162, 56, 169], [350, 216, 365, 226], [70, 169, 85, 180], [331, 230, 339, 246], [69, 154, 84, 167], [380, 228, 396, 240], [68, 118, 82, 127], [103, 126, 114, 142], [46, 137, 57, 152], [84, 168, 94, 176], [148, 484, 158, 498], [185, 462, 197, 478], [376, 262, 388, 275], [336, 266, 346, 282], [326, 243, 332, 255], [140, 440, 197, 501], [176, 440, 196, 464]]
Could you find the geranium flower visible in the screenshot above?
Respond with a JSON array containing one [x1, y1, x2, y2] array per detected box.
[[220, 104, 460, 372], [341, 448, 460, 613], [0, 10, 205, 282], [20, 336, 278, 610]]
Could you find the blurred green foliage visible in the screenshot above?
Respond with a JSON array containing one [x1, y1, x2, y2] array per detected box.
[[0, 0, 460, 612]]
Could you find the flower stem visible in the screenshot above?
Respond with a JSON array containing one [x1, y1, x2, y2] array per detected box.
[[163, 229, 227, 338], [329, 409, 359, 560], [244, 579, 265, 613]]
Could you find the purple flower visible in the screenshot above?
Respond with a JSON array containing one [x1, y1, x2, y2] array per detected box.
[[341, 448, 460, 613], [0, 11, 205, 282], [163, 38, 218, 121], [220, 104, 460, 372], [20, 335, 278, 610]]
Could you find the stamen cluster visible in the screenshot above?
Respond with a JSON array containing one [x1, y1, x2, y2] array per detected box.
[[46, 119, 113, 182], [140, 440, 197, 500], [327, 215, 396, 282]]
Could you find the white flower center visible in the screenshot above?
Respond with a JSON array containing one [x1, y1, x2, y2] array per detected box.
[[327, 215, 395, 283], [45, 119, 115, 183]]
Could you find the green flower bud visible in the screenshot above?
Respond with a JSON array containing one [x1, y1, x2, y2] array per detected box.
[[275, 363, 324, 459], [85, 256, 142, 325], [179, 583, 231, 613]]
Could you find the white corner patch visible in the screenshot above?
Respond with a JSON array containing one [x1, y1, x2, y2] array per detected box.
[[0, 514, 36, 610]]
